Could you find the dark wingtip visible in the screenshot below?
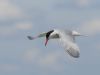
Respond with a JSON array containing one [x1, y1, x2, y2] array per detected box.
[[66, 49, 80, 58], [27, 36, 34, 40]]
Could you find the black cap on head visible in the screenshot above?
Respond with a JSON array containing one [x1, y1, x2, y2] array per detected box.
[[46, 30, 54, 39], [45, 30, 54, 46]]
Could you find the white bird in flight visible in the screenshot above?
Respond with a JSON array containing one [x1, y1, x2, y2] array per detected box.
[[27, 29, 85, 58]]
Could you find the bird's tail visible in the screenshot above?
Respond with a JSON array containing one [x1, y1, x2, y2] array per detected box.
[[27, 36, 35, 40]]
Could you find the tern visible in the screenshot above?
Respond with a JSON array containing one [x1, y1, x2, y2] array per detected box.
[[27, 29, 85, 58]]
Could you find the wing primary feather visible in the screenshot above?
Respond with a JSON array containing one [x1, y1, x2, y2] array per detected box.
[[27, 36, 35, 40], [66, 47, 80, 58], [38, 32, 46, 37], [27, 32, 46, 40]]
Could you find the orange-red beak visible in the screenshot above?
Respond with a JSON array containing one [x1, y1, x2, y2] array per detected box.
[[45, 38, 48, 46]]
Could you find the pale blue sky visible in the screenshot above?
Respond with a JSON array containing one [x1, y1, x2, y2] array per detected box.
[[0, 0, 100, 75]]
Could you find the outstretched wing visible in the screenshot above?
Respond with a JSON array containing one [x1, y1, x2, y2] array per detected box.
[[38, 32, 47, 37], [59, 31, 80, 58], [66, 45, 80, 58], [27, 32, 46, 40]]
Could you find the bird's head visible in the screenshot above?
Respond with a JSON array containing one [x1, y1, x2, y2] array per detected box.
[[45, 30, 54, 46]]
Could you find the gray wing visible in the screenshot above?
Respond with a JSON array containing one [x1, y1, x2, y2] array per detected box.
[[59, 30, 80, 58], [37, 32, 46, 37], [27, 32, 46, 40], [66, 46, 80, 58]]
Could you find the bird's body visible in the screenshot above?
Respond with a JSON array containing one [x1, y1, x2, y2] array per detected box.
[[27, 29, 83, 58], [48, 29, 80, 58]]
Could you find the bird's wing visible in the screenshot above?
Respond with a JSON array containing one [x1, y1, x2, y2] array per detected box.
[[59, 31, 80, 58], [27, 32, 46, 40], [37, 32, 47, 37]]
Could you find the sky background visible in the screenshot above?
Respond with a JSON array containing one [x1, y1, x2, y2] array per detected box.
[[0, 0, 100, 75]]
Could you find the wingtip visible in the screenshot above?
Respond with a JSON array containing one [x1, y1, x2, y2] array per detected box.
[[27, 36, 34, 40], [66, 48, 80, 58]]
